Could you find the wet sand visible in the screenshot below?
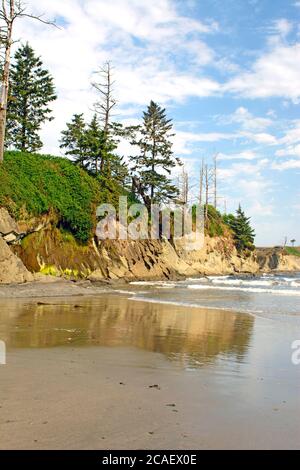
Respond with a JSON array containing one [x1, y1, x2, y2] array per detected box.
[[0, 295, 299, 449], [0, 279, 111, 299]]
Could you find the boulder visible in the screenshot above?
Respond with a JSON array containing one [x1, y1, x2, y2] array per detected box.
[[0, 208, 23, 243], [0, 237, 33, 284]]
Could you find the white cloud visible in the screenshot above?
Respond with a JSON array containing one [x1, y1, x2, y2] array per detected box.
[[279, 120, 300, 145], [226, 42, 300, 102], [271, 159, 300, 170], [172, 130, 236, 155], [218, 150, 258, 161], [11, 0, 223, 153], [276, 144, 300, 158], [274, 120, 300, 158], [269, 19, 293, 38], [220, 106, 273, 131], [218, 159, 269, 180], [239, 131, 278, 145], [218, 159, 274, 222]]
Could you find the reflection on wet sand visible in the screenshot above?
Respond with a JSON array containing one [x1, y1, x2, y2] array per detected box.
[[0, 295, 254, 368]]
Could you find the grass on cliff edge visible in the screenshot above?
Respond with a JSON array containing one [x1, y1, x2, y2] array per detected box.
[[0, 151, 102, 243], [285, 246, 300, 257]]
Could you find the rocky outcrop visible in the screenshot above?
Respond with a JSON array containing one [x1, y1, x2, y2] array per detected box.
[[0, 208, 23, 243], [0, 236, 33, 284], [88, 237, 287, 281], [0, 207, 52, 244], [256, 247, 300, 272], [1, 207, 299, 284]]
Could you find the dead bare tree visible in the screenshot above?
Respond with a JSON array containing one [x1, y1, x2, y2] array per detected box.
[[91, 61, 117, 172], [92, 61, 116, 134], [178, 165, 189, 205], [0, 0, 57, 163], [204, 163, 215, 220], [205, 164, 209, 219], [199, 158, 204, 206], [213, 152, 218, 209]]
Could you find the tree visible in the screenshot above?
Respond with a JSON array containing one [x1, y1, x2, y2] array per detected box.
[[226, 205, 255, 252], [130, 101, 181, 210], [0, 0, 56, 162], [60, 114, 87, 167], [6, 43, 56, 152], [291, 239, 296, 247], [82, 114, 104, 175], [60, 114, 130, 190], [178, 165, 189, 204], [91, 61, 116, 173]]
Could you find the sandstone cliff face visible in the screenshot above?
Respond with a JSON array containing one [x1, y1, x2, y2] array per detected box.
[[0, 237, 33, 284], [0, 207, 299, 284], [256, 248, 300, 272], [0, 209, 34, 283]]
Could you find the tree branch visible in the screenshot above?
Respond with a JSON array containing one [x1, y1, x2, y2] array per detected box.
[[17, 13, 60, 28]]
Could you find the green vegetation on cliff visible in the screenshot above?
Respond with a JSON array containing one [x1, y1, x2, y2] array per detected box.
[[285, 246, 300, 257], [0, 151, 104, 242]]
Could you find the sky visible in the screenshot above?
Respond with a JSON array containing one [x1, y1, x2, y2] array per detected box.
[[11, 0, 300, 246]]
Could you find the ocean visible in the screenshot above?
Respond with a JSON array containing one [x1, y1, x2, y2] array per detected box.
[[128, 272, 300, 321]]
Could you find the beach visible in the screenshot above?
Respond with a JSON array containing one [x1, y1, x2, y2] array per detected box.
[[0, 289, 299, 450]]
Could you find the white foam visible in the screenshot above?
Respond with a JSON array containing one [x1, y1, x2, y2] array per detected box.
[[290, 281, 300, 288], [112, 290, 138, 295], [188, 284, 300, 296], [211, 279, 274, 287], [130, 281, 176, 288]]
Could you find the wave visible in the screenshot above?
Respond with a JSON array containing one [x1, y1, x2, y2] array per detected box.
[[112, 289, 138, 295], [187, 284, 300, 296], [211, 279, 274, 287], [130, 281, 177, 288]]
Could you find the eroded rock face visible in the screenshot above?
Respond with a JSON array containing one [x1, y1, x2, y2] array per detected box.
[[0, 237, 33, 284], [1, 208, 299, 283], [0, 208, 23, 243]]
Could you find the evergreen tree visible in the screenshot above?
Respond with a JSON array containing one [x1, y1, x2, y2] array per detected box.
[[226, 205, 255, 252], [130, 101, 181, 209], [60, 114, 87, 167], [60, 114, 130, 190], [6, 43, 56, 152], [83, 114, 105, 174]]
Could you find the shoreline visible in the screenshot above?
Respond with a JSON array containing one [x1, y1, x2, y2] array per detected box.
[[0, 295, 299, 450], [0, 268, 299, 300]]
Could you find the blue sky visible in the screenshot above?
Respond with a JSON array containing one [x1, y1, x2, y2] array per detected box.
[[13, 0, 300, 245]]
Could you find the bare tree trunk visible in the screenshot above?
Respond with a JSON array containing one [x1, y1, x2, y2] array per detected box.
[[199, 158, 204, 206], [92, 61, 116, 174], [213, 153, 218, 209], [104, 63, 111, 135], [0, 1, 14, 162], [183, 167, 188, 205], [205, 164, 209, 220]]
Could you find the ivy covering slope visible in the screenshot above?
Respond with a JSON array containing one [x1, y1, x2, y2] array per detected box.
[[0, 151, 106, 242]]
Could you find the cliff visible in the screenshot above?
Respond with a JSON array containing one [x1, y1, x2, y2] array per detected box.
[[0, 206, 299, 284], [0, 151, 299, 284]]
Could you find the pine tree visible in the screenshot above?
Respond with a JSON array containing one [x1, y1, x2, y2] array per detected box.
[[6, 43, 56, 152], [60, 114, 130, 190], [130, 101, 181, 210], [60, 114, 87, 167], [228, 205, 255, 252], [83, 114, 105, 174]]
